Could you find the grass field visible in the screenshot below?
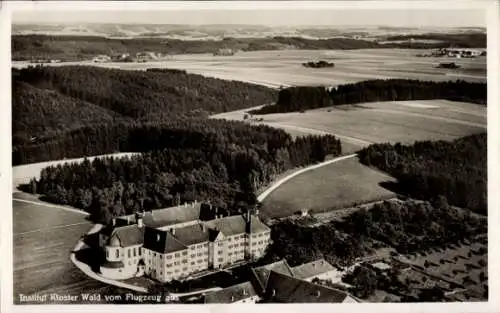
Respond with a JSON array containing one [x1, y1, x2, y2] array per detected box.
[[214, 99, 486, 154], [260, 157, 396, 219], [12, 49, 486, 88], [12, 197, 123, 304]]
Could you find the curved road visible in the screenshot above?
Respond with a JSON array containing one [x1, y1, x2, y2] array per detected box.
[[257, 153, 357, 202]]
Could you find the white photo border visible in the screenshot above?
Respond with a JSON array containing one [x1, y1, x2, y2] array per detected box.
[[1, 1, 498, 313]]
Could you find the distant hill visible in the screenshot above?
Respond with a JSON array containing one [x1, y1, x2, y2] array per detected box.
[[12, 80, 127, 144], [13, 65, 276, 122], [12, 23, 486, 40], [12, 65, 277, 159], [11, 31, 486, 61]]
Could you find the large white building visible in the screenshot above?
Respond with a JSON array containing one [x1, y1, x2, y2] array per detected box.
[[98, 202, 271, 282]]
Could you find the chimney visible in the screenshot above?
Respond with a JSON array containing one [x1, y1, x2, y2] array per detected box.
[[243, 289, 247, 296], [171, 228, 176, 235], [136, 211, 144, 228]]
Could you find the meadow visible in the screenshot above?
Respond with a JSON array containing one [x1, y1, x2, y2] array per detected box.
[[260, 157, 396, 219], [214, 99, 486, 154], [12, 49, 487, 88], [12, 198, 120, 304]]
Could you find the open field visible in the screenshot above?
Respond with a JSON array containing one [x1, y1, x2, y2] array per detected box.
[[12, 152, 139, 192], [213, 100, 486, 154], [12, 197, 126, 304], [12, 49, 486, 88], [260, 157, 396, 219]]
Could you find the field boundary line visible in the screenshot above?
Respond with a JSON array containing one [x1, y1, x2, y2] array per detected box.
[[14, 221, 90, 236], [13, 198, 89, 216], [257, 153, 357, 202], [262, 123, 373, 146]]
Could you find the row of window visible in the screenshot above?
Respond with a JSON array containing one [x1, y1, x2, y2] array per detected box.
[[127, 247, 142, 258], [106, 246, 143, 260], [228, 242, 247, 249], [228, 250, 244, 257]]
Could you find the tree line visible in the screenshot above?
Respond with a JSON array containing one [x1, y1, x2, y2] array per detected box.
[[251, 79, 486, 114], [262, 197, 486, 269], [22, 120, 341, 223], [14, 66, 275, 129], [302, 60, 335, 68], [12, 65, 277, 160], [12, 33, 486, 61], [357, 133, 487, 215]]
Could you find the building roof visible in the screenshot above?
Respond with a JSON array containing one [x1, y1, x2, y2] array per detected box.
[[205, 215, 269, 237], [109, 225, 145, 247], [172, 223, 210, 246], [265, 271, 350, 303], [251, 260, 295, 292], [117, 202, 201, 228], [101, 260, 125, 269], [291, 259, 336, 280], [204, 281, 258, 303], [208, 229, 221, 242], [143, 227, 187, 254]]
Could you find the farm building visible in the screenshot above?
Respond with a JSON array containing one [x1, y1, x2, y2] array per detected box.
[[204, 281, 259, 303], [213, 48, 236, 56], [204, 258, 360, 303]]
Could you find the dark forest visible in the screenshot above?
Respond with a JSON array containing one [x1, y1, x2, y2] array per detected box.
[[357, 133, 487, 215], [251, 79, 486, 114]]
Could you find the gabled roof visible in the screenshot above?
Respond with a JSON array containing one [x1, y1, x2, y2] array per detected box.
[[109, 225, 145, 247], [204, 281, 258, 303], [248, 215, 271, 233], [265, 271, 349, 303], [209, 229, 222, 242], [251, 260, 295, 292], [291, 259, 336, 280], [205, 215, 246, 237], [143, 227, 187, 254], [117, 202, 202, 228], [172, 223, 210, 246], [205, 215, 270, 237]]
